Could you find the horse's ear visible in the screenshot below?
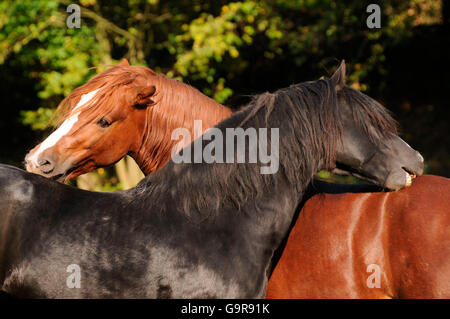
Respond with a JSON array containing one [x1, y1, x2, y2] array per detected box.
[[331, 60, 346, 90], [118, 58, 130, 67], [133, 85, 156, 108]]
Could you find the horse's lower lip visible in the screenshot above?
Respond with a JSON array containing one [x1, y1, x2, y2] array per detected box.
[[402, 167, 417, 187], [50, 165, 78, 183], [405, 172, 416, 187]]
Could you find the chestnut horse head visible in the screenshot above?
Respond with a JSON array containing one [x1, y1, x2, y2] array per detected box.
[[25, 59, 231, 181]]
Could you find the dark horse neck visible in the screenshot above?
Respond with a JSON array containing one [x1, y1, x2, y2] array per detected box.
[[133, 80, 341, 296], [0, 80, 342, 298]]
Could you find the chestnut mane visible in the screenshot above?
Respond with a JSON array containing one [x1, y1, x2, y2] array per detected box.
[[54, 65, 231, 174]]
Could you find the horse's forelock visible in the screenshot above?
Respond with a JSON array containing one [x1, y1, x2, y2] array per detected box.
[[339, 87, 398, 145], [53, 66, 155, 127]]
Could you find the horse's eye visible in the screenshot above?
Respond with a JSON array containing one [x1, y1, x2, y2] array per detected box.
[[97, 118, 111, 128]]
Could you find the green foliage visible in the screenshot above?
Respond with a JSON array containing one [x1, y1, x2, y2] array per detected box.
[[171, 0, 441, 101], [316, 170, 364, 185], [20, 107, 55, 130], [172, 1, 286, 102], [3, 0, 440, 121], [0, 0, 444, 190]]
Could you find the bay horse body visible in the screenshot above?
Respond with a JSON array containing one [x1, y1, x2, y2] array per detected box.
[[267, 174, 450, 298], [0, 64, 423, 298]]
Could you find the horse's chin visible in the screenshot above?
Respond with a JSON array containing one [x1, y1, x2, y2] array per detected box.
[[50, 173, 67, 183], [332, 165, 417, 191], [383, 169, 417, 191], [65, 164, 95, 181], [48, 170, 74, 183]]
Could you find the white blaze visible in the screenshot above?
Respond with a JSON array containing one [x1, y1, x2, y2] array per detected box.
[[73, 88, 100, 111], [27, 89, 100, 166]]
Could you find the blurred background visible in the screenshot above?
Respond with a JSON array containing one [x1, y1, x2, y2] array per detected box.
[[0, 0, 448, 191]]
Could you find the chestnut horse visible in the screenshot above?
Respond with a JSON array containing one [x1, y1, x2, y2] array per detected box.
[[266, 174, 450, 298], [25, 59, 231, 180]]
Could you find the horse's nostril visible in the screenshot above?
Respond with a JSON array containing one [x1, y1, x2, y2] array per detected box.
[[37, 158, 55, 174], [38, 159, 51, 166]]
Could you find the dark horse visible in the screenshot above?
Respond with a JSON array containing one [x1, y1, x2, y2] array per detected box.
[[0, 62, 423, 298]]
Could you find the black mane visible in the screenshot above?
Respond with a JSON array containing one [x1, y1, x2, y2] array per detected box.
[[339, 86, 398, 144], [135, 79, 397, 218]]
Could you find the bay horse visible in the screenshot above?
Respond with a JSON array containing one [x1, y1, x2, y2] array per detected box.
[[0, 63, 423, 298], [266, 174, 450, 298]]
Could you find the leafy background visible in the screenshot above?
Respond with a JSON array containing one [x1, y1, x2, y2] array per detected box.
[[0, 0, 448, 191]]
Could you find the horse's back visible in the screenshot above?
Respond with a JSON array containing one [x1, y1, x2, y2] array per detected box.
[[267, 187, 380, 298], [0, 164, 119, 297], [266, 175, 450, 298], [0, 163, 45, 221], [0, 164, 74, 215], [386, 175, 450, 298], [0, 165, 41, 291]]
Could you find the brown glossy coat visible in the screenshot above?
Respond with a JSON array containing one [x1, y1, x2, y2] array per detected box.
[[25, 59, 231, 180], [266, 175, 450, 298]]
